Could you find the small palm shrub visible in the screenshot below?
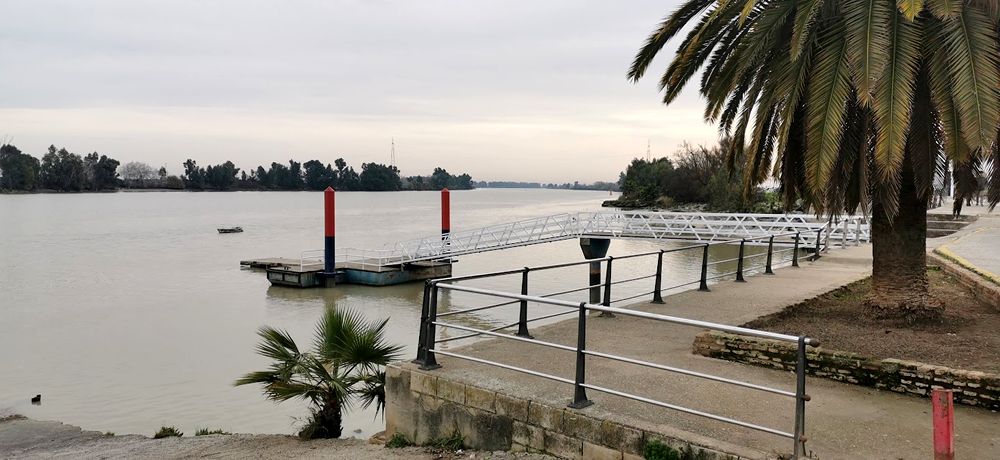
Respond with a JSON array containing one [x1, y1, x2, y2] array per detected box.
[[236, 306, 402, 439]]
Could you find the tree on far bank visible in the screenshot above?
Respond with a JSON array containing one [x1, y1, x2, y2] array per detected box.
[[84, 152, 120, 191], [120, 161, 156, 188], [359, 162, 401, 191], [40, 146, 85, 191], [0, 144, 41, 191], [629, 0, 1000, 322]]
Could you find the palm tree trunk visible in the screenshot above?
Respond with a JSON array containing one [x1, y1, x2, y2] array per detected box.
[[865, 152, 942, 323], [318, 397, 344, 439]]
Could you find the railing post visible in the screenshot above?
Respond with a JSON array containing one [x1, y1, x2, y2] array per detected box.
[[652, 250, 664, 304], [841, 218, 848, 248], [764, 235, 775, 275], [420, 283, 441, 370], [568, 302, 593, 409], [600, 256, 615, 317], [698, 244, 710, 292], [735, 239, 746, 282], [792, 232, 800, 267], [412, 281, 431, 364], [932, 389, 955, 460], [812, 228, 823, 261], [517, 267, 533, 338], [793, 337, 808, 459]]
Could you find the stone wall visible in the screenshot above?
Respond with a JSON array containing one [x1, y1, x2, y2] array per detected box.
[[693, 331, 1000, 411], [385, 362, 756, 460]]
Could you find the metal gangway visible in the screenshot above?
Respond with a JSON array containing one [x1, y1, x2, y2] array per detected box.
[[323, 211, 869, 270]]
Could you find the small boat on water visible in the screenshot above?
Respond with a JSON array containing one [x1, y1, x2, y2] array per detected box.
[[218, 226, 243, 234]]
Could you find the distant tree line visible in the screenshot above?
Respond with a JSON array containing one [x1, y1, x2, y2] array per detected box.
[[608, 141, 783, 213], [475, 180, 619, 191], [0, 142, 475, 193], [180, 159, 474, 192], [0, 144, 120, 192]]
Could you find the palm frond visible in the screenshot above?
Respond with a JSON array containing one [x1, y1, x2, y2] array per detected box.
[[926, 0, 961, 18], [907, 66, 942, 201], [872, 8, 921, 194], [805, 19, 853, 196], [939, 6, 1000, 151], [628, 0, 715, 82], [253, 327, 301, 362], [896, 0, 926, 20], [846, 0, 891, 105], [925, 16, 969, 163], [791, 0, 826, 60]]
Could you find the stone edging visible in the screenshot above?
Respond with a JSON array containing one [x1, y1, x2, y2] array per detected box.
[[386, 363, 761, 459], [693, 331, 1000, 411], [929, 251, 1000, 309]]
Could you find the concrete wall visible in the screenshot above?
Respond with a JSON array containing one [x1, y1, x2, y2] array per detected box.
[[693, 331, 1000, 410], [385, 363, 752, 460]]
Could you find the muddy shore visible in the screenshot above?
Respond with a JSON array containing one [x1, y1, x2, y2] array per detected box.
[[0, 415, 549, 460]]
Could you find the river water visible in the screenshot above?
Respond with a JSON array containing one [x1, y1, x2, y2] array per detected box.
[[0, 189, 761, 438]]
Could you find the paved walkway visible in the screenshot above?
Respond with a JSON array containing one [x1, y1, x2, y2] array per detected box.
[[430, 245, 1000, 459], [929, 199, 1000, 283]]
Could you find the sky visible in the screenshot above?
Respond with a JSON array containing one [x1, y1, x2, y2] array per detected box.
[[0, 0, 718, 183]]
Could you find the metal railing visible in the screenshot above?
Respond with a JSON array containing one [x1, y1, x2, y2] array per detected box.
[[411, 231, 823, 458], [323, 211, 866, 270]]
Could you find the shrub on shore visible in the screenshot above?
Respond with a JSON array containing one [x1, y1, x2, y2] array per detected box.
[[236, 306, 402, 439], [153, 426, 183, 438], [194, 428, 231, 436]]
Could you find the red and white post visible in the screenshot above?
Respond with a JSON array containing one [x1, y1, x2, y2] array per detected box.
[[324, 187, 336, 275], [932, 389, 955, 460]]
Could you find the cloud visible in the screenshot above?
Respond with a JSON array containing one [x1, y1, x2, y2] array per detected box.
[[0, 0, 717, 182]]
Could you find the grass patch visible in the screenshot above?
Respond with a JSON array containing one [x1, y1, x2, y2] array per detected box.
[[385, 432, 414, 448], [426, 430, 464, 451], [644, 440, 714, 460], [195, 428, 231, 436], [153, 426, 183, 438]]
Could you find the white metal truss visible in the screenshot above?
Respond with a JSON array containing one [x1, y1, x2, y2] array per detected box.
[[328, 211, 869, 270]]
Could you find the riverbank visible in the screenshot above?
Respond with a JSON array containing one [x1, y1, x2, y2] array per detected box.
[[0, 415, 552, 460]]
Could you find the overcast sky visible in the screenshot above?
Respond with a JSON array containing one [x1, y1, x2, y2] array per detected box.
[[0, 0, 717, 183]]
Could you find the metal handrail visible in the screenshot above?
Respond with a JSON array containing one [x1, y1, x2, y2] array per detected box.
[[418, 283, 815, 458], [316, 212, 866, 269]]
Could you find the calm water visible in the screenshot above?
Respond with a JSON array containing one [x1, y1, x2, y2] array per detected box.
[[0, 189, 757, 438]]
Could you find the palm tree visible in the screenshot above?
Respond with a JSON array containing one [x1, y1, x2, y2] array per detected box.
[[236, 307, 402, 438], [629, 0, 999, 322]]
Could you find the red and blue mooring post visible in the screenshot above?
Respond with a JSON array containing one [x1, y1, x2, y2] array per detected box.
[[441, 188, 451, 242], [324, 187, 336, 275]]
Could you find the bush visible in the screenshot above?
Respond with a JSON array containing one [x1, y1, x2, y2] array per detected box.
[[644, 440, 713, 460], [153, 426, 183, 438], [427, 430, 464, 451], [195, 428, 231, 436], [385, 432, 414, 448]]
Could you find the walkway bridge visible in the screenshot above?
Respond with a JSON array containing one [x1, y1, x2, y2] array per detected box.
[[331, 211, 869, 270]]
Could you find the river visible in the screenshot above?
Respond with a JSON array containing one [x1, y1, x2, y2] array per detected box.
[[0, 189, 760, 438]]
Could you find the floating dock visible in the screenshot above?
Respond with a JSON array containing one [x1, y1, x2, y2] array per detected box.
[[241, 257, 452, 288]]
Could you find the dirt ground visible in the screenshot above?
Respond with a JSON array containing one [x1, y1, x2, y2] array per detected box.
[[744, 268, 1000, 373], [0, 415, 553, 460]]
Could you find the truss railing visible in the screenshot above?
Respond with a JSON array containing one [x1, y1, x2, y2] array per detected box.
[[331, 211, 869, 270]]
